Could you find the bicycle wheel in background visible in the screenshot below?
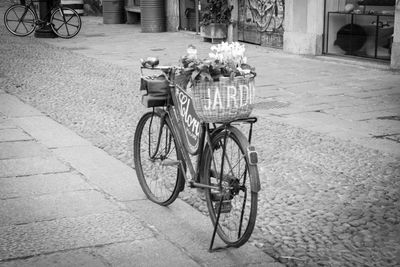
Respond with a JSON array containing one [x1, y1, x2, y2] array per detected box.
[[133, 111, 184, 206], [202, 126, 259, 247], [50, 7, 81, 38], [4, 5, 37, 36]]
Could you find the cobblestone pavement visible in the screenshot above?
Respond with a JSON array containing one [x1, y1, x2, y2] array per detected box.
[[1, 18, 400, 267]]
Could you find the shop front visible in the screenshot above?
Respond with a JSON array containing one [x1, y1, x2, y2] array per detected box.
[[283, 0, 399, 69], [177, 0, 285, 48], [324, 0, 396, 61]]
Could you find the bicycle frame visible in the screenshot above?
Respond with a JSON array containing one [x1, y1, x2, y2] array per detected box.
[[24, 0, 67, 25], [149, 67, 257, 191], [162, 85, 214, 189], [26, 0, 48, 22]]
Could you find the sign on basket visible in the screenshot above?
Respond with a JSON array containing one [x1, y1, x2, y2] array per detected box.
[[193, 76, 255, 123]]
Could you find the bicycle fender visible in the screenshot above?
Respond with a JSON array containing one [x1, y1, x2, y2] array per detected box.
[[223, 127, 261, 193], [249, 163, 261, 193], [247, 145, 260, 193]]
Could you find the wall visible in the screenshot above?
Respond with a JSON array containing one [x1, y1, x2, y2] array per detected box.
[[166, 0, 180, 31], [391, 0, 400, 68], [283, 0, 325, 55], [84, 0, 102, 15]]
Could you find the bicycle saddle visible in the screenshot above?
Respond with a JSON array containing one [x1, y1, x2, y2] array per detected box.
[[141, 57, 159, 68]]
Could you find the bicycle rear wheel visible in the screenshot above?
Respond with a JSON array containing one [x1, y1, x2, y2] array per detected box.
[[202, 126, 259, 247], [4, 4, 36, 36], [133, 111, 184, 206], [50, 7, 81, 38]]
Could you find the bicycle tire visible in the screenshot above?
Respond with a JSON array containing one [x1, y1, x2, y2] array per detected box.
[[50, 7, 81, 38], [202, 126, 259, 247], [133, 111, 184, 206], [4, 4, 36, 36]]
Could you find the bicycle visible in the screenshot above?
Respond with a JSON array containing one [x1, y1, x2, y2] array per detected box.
[[4, 0, 81, 38], [133, 59, 260, 251]]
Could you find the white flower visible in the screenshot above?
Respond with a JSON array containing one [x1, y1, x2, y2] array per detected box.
[[186, 45, 197, 59], [206, 42, 247, 66]]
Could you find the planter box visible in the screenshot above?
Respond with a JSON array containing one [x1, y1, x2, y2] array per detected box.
[[200, 23, 227, 44]]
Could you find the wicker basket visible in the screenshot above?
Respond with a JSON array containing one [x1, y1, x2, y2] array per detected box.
[[192, 75, 255, 123]]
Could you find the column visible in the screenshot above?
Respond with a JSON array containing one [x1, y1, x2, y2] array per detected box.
[[166, 0, 180, 31], [391, 0, 400, 69], [283, 0, 324, 55]]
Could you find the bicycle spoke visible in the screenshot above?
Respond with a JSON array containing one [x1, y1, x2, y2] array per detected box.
[[134, 112, 182, 206], [50, 7, 81, 38], [20, 20, 30, 33]]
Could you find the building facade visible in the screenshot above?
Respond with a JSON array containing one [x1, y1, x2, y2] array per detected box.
[[134, 0, 399, 69]]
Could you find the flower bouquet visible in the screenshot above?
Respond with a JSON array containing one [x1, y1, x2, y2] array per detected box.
[[179, 42, 256, 123]]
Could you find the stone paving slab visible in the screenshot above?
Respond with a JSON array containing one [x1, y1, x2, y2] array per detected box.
[[0, 211, 153, 261], [12, 116, 92, 148], [126, 199, 284, 267], [0, 94, 43, 118], [0, 119, 15, 130], [0, 190, 119, 226], [0, 238, 202, 267], [0, 157, 70, 178], [94, 238, 200, 267], [0, 129, 32, 142], [0, 141, 51, 159], [339, 108, 400, 121], [0, 172, 91, 199], [53, 146, 145, 201], [0, 250, 108, 267]]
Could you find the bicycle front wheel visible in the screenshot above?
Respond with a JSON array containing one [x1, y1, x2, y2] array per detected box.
[[50, 7, 81, 38], [4, 4, 37, 36], [133, 111, 184, 206], [202, 126, 259, 247]]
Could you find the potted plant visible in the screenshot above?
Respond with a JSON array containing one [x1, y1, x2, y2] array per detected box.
[[181, 43, 255, 82], [200, 0, 233, 43], [179, 43, 257, 123]]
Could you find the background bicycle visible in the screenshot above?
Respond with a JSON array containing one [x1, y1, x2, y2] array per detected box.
[[4, 0, 81, 38]]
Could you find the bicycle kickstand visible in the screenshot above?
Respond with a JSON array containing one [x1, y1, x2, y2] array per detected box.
[[209, 196, 230, 252]]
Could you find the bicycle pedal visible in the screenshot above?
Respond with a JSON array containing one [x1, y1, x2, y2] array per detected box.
[[161, 159, 180, 166], [215, 200, 232, 213]]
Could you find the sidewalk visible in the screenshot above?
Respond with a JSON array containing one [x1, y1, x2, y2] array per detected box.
[[0, 91, 281, 266]]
